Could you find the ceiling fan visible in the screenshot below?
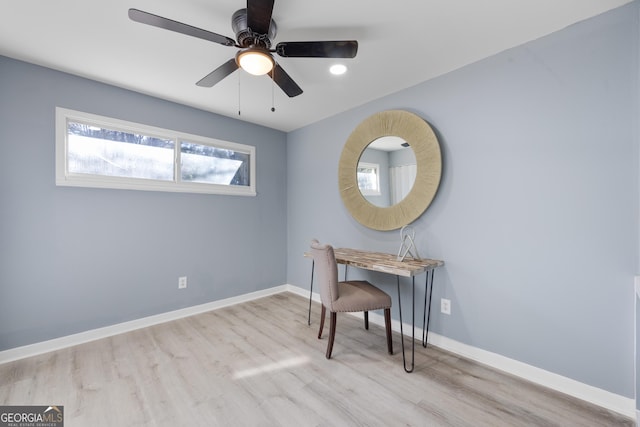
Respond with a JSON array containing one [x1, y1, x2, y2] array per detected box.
[[128, 0, 358, 98]]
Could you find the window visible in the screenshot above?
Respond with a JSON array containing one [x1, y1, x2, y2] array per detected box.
[[357, 162, 381, 196], [56, 107, 256, 196]]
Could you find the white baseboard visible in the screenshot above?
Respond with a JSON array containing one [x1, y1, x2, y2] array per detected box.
[[428, 329, 635, 419], [288, 284, 636, 420], [636, 276, 640, 426], [0, 285, 289, 365], [1, 283, 635, 420]]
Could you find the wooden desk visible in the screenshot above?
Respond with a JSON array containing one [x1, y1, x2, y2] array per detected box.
[[332, 248, 443, 277], [306, 248, 444, 372]]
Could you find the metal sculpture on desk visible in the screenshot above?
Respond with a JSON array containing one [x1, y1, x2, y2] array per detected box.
[[397, 225, 420, 261]]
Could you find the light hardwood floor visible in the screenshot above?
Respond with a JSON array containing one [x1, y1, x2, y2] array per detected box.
[[0, 292, 633, 426]]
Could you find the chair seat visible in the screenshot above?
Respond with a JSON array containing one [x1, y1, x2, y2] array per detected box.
[[332, 280, 392, 313]]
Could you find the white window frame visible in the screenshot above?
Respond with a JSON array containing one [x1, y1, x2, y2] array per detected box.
[[55, 107, 256, 196], [357, 162, 381, 196]]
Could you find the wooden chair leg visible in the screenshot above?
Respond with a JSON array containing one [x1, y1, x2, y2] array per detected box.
[[318, 305, 326, 339], [364, 311, 369, 330], [326, 312, 337, 359], [384, 308, 393, 355]]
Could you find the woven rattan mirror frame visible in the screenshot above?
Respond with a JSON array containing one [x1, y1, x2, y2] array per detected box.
[[338, 110, 442, 231]]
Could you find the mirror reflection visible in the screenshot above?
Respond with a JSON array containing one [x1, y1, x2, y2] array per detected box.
[[357, 136, 417, 207]]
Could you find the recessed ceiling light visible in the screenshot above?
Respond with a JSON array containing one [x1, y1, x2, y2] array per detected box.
[[329, 64, 347, 75]]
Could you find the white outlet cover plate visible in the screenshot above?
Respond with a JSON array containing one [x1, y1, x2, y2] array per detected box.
[[441, 298, 451, 315]]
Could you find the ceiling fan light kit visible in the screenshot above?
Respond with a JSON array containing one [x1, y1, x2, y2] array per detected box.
[[236, 46, 274, 75], [128, 0, 358, 98]]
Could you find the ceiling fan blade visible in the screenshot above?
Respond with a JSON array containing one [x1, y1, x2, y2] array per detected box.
[[246, 0, 275, 35], [275, 41, 358, 58], [268, 64, 303, 98], [196, 59, 239, 87], [128, 8, 236, 47]]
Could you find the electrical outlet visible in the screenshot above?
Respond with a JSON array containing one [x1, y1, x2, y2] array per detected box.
[[441, 298, 451, 315], [178, 276, 187, 289]]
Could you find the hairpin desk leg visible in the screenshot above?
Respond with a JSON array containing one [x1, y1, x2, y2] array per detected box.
[[307, 260, 315, 326], [422, 270, 435, 347], [397, 275, 416, 373]]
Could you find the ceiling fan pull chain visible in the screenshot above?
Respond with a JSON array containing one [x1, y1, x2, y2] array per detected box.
[[238, 70, 241, 116], [271, 67, 276, 112]]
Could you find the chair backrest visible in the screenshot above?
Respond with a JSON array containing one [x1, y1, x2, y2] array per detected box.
[[310, 240, 339, 310]]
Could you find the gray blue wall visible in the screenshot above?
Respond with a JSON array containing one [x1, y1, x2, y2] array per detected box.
[[287, 2, 638, 399], [0, 1, 637, 404], [0, 56, 287, 350]]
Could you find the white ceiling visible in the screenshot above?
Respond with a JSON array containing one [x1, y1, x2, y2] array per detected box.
[[0, 0, 630, 132]]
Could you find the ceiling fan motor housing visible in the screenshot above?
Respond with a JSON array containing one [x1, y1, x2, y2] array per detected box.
[[231, 8, 277, 49]]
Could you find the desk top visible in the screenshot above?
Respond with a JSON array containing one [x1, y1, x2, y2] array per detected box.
[[314, 247, 444, 278]]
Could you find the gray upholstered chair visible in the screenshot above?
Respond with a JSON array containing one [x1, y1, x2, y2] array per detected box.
[[310, 240, 393, 359]]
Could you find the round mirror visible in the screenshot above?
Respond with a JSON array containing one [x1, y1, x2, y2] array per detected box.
[[357, 136, 417, 207], [338, 110, 441, 231]]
